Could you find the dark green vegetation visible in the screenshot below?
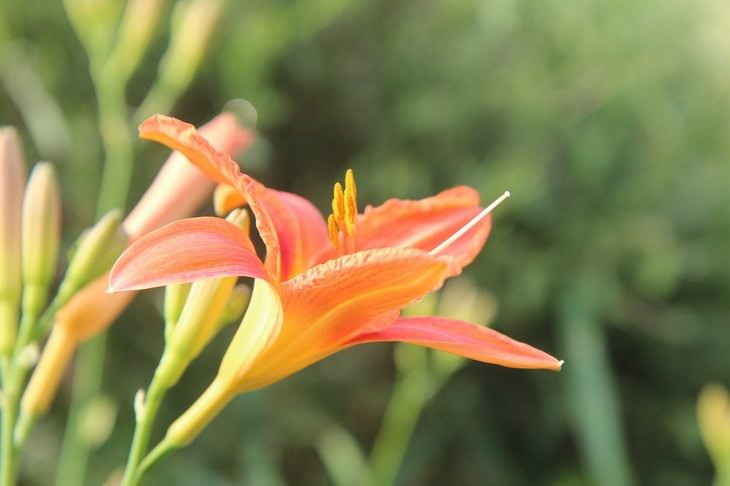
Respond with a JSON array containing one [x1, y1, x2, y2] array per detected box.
[[1, 0, 728, 484]]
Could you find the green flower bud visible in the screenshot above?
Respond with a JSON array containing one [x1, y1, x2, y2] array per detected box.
[[155, 209, 249, 387], [163, 282, 191, 342], [59, 209, 127, 302], [110, 0, 166, 81], [62, 0, 123, 62], [21, 162, 61, 321], [0, 127, 26, 353], [164, 0, 223, 86], [213, 283, 251, 336]]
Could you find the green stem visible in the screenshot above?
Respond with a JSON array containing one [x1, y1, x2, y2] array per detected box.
[[0, 358, 19, 486], [0, 307, 45, 484], [135, 438, 176, 484], [54, 57, 134, 486], [53, 333, 107, 486], [367, 363, 431, 486], [121, 373, 168, 486], [31, 295, 67, 342], [94, 71, 134, 217], [558, 283, 634, 486]]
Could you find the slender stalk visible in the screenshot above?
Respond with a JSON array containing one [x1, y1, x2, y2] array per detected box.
[[121, 373, 168, 486], [367, 362, 430, 486], [1, 359, 19, 486], [94, 71, 134, 217], [558, 282, 634, 486], [0, 309, 43, 484], [53, 333, 107, 486], [134, 438, 176, 485], [54, 60, 134, 486]]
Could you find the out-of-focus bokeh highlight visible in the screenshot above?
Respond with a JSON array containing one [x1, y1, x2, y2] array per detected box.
[[1, 0, 728, 484]]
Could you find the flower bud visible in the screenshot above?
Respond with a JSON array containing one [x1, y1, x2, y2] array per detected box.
[[20, 327, 77, 421], [165, 277, 282, 448], [19, 273, 135, 423], [698, 383, 730, 477], [123, 112, 254, 240], [111, 0, 166, 81], [214, 283, 251, 334], [163, 282, 191, 342], [155, 210, 249, 387], [59, 209, 127, 302], [21, 162, 61, 319], [0, 127, 26, 353], [161, 0, 223, 92], [62, 0, 123, 60]]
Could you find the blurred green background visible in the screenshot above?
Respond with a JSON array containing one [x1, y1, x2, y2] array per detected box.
[[1, 0, 729, 484]]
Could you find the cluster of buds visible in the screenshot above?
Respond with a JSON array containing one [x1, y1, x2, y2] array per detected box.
[[0, 113, 253, 442], [1, 128, 62, 356]]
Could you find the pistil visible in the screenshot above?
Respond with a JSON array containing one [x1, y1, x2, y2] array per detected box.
[[429, 190, 511, 256]]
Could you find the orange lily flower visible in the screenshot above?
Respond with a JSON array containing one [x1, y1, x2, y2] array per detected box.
[[109, 115, 561, 447]]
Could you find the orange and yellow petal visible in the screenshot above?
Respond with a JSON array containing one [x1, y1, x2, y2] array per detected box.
[[345, 316, 563, 371], [109, 217, 269, 292], [353, 186, 492, 273], [271, 190, 330, 280], [214, 183, 246, 216], [237, 247, 451, 389], [138, 115, 328, 282], [125, 112, 253, 240]]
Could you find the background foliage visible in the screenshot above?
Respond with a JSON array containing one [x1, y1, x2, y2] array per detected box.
[[1, 0, 729, 484]]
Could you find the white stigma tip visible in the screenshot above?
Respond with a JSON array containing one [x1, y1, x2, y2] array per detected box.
[[429, 190, 512, 256]]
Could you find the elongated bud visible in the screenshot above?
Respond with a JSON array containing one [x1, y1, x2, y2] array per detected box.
[[124, 112, 254, 240], [213, 283, 251, 335], [19, 327, 77, 424], [109, 0, 165, 81], [62, 0, 123, 60], [698, 383, 730, 479], [165, 277, 282, 448], [160, 0, 223, 93], [163, 282, 191, 342], [19, 273, 135, 425], [21, 162, 61, 320], [155, 210, 248, 387], [59, 209, 127, 302], [0, 127, 26, 354]]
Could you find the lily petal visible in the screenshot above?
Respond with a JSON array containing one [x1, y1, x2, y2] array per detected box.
[[109, 217, 269, 292], [138, 115, 329, 281], [237, 247, 451, 389], [347, 316, 563, 371], [125, 112, 254, 240], [272, 190, 330, 280], [352, 186, 492, 272]]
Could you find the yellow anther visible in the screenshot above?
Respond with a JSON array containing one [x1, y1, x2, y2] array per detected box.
[[331, 182, 345, 228], [345, 168, 357, 203], [327, 214, 339, 249], [328, 169, 359, 250], [343, 186, 357, 237]]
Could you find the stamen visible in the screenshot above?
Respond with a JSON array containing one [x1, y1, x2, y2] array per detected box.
[[343, 186, 357, 236], [327, 214, 340, 249], [345, 168, 357, 202], [429, 190, 511, 256], [332, 182, 345, 228], [328, 169, 360, 251]]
